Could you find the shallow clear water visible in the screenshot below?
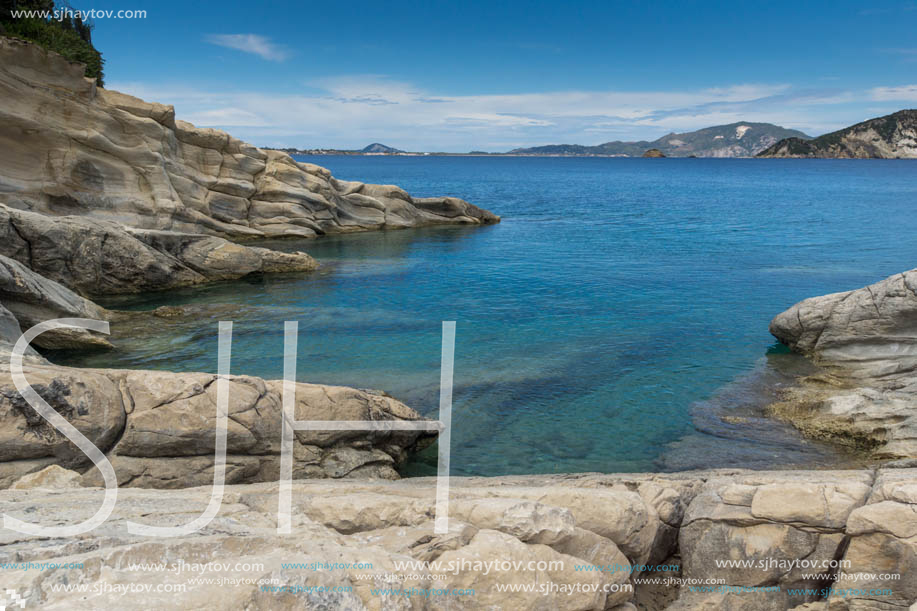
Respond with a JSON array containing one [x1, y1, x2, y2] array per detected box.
[[55, 158, 917, 475]]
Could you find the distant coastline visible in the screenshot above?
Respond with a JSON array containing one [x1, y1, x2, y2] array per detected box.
[[277, 148, 641, 158], [274, 109, 917, 159]]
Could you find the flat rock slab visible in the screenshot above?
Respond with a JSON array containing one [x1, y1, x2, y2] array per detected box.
[[0, 358, 436, 488], [0, 470, 914, 610]]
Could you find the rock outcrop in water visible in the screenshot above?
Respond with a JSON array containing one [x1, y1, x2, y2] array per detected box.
[[0, 203, 318, 296], [0, 313, 435, 488], [769, 268, 917, 458], [0, 35, 497, 302], [2, 468, 915, 610], [758, 109, 917, 158]]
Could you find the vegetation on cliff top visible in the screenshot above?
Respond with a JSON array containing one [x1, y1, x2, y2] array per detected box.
[[0, 0, 104, 85]]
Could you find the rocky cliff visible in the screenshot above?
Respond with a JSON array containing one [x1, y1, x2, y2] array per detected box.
[[758, 109, 917, 158], [0, 36, 498, 243]]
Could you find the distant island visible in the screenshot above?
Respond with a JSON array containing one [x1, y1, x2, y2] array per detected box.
[[361, 142, 405, 154], [267, 111, 917, 159], [266, 123, 804, 158], [757, 109, 917, 158], [506, 122, 810, 158], [266, 142, 418, 156]]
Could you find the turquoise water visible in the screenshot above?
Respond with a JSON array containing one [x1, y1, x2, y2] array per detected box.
[[57, 158, 917, 475]]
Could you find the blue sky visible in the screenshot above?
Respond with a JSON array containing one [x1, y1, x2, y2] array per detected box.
[[82, 0, 917, 151]]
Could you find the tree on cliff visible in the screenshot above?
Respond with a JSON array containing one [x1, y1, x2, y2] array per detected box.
[[0, 0, 104, 85]]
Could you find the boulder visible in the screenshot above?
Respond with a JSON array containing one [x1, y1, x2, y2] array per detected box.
[[769, 269, 917, 459], [0, 362, 126, 466], [0, 359, 436, 488], [831, 468, 917, 608], [9, 464, 82, 490], [769, 269, 917, 375], [679, 471, 872, 608], [0, 253, 111, 349]]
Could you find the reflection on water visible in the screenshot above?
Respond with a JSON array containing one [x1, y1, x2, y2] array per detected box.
[[51, 158, 917, 475]]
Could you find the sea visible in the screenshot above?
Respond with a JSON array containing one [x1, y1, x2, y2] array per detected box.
[[55, 157, 917, 476]]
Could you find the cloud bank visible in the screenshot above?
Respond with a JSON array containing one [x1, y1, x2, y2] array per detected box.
[[110, 77, 914, 151]]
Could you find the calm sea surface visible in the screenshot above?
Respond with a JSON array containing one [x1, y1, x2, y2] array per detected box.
[[56, 157, 917, 475]]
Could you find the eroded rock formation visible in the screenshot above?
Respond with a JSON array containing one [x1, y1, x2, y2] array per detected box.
[[768, 269, 917, 459], [0, 253, 110, 349], [0, 37, 498, 244], [0, 320, 435, 488], [0, 204, 319, 296]]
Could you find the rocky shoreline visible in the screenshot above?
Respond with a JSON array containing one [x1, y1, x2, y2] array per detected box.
[[0, 35, 496, 487], [1, 467, 915, 609], [0, 36, 916, 610]]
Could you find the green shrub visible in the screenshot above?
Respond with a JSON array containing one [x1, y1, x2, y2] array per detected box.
[[0, 1, 104, 85]]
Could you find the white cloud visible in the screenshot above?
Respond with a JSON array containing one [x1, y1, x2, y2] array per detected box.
[[205, 34, 289, 61], [445, 113, 555, 127], [106, 78, 903, 151], [870, 84, 917, 101]]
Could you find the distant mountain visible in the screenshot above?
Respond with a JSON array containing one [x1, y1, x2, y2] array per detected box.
[[509, 122, 811, 158], [757, 110, 917, 158], [362, 143, 404, 154]]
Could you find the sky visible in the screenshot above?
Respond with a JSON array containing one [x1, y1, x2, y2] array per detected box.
[[78, 0, 917, 151]]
